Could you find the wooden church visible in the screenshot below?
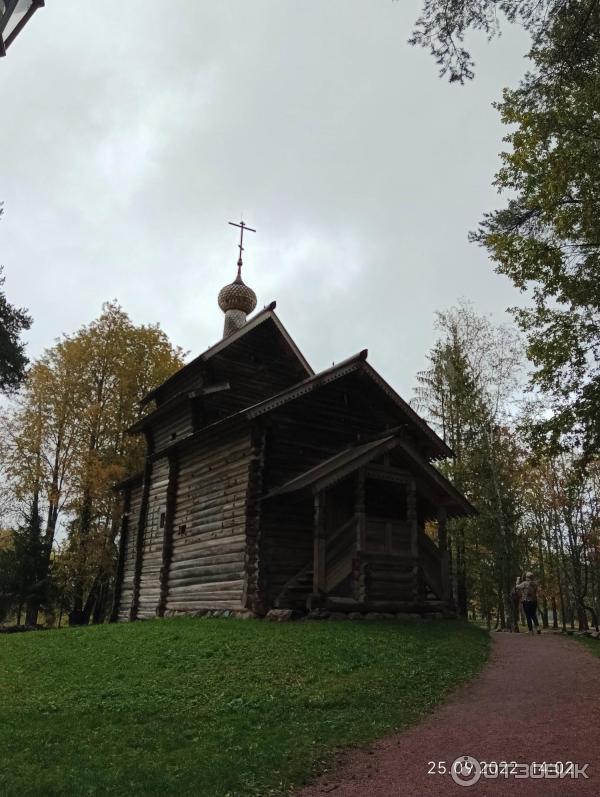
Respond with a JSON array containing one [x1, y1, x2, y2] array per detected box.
[[112, 223, 475, 621]]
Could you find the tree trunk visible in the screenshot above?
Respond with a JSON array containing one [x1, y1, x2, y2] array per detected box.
[[541, 595, 549, 628]]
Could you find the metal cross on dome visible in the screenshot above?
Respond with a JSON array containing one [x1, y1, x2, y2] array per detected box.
[[229, 219, 256, 269]]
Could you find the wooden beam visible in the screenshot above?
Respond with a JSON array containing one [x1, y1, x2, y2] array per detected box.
[[312, 492, 327, 596], [406, 479, 419, 601], [438, 506, 451, 606], [109, 488, 131, 623], [355, 468, 366, 552], [156, 453, 179, 618], [353, 471, 367, 603], [129, 459, 152, 621]]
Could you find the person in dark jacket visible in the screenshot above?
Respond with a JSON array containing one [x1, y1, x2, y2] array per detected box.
[[516, 572, 541, 634]]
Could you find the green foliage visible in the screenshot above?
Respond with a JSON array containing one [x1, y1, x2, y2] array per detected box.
[[0, 262, 32, 395], [415, 302, 525, 621], [472, 1, 600, 456], [0, 495, 49, 623], [0, 617, 488, 796], [408, 0, 600, 83]]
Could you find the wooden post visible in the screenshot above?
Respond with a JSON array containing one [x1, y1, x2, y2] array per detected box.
[[438, 506, 451, 607], [355, 468, 366, 552], [156, 453, 179, 618], [354, 469, 367, 603], [406, 479, 419, 601], [309, 492, 326, 607], [109, 488, 130, 623]]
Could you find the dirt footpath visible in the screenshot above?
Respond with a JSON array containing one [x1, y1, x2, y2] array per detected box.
[[295, 632, 600, 796]]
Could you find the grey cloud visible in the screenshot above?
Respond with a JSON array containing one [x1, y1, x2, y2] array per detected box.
[[1, 0, 531, 397]]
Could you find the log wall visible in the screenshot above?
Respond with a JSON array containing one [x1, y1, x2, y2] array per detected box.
[[152, 408, 194, 453], [164, 429, 253, 613]]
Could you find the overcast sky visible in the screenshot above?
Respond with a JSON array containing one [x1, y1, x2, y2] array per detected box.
[[1, 1, 532, 400]]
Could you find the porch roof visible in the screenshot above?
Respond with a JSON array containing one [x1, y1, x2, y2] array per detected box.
[[264, 434, 476, 519]]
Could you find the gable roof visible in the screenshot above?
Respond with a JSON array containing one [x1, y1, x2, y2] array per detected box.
[[241, 351, 452, 460], [141, 302, 314, 406]]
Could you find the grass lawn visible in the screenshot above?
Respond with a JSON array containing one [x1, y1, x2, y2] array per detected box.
[[0, 617, 488, 797]]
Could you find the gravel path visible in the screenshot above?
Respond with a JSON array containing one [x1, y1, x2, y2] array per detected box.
[[295, 632, 600, 796]]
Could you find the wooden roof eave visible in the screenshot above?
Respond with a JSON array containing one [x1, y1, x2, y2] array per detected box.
[[127, 382, 231, 434], [246, 350, 369, 419], [113, 470, 144, 492]]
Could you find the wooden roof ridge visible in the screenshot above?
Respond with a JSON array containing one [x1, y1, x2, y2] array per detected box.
[[140, 302, 313, 407]]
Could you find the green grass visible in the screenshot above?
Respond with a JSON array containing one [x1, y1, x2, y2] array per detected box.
[[578, 635, 600, 659], [0, 617, 488, 797]]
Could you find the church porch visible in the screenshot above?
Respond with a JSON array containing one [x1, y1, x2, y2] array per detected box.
[[262, 435, 474, 615]]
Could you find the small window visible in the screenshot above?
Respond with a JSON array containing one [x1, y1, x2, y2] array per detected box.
[[159, 512, 166, 528], [178, 524, 187, 536]]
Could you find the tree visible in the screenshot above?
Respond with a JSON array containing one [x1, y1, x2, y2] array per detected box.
[[409, 0, 596, 83], [414, 301, 524, 622], [472, 0, 600, 457], [0, 495, 49, 625], [2, 302, 185, 625], [0, 202, 32, 394], [0, 263, 32, 395]]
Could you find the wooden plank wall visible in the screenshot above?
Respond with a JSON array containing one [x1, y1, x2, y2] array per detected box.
[[117, 484, 143, 621], [164, 430, 253, 613]]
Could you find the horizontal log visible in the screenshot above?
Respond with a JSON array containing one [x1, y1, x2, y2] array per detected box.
[[168, 570, 245, 588], [166, 600, 243, 611], [167, 579, 244, 595], [171, 534, 246, 559], [169, 548, 246, 571]]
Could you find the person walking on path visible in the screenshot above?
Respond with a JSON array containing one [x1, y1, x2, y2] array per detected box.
[[516, 571, 541, 634], [510, 577, 523, 632]]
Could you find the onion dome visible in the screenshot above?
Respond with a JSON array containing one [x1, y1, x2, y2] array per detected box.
[[218, 268, 257, 315], [218, 265, 257, 338]]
